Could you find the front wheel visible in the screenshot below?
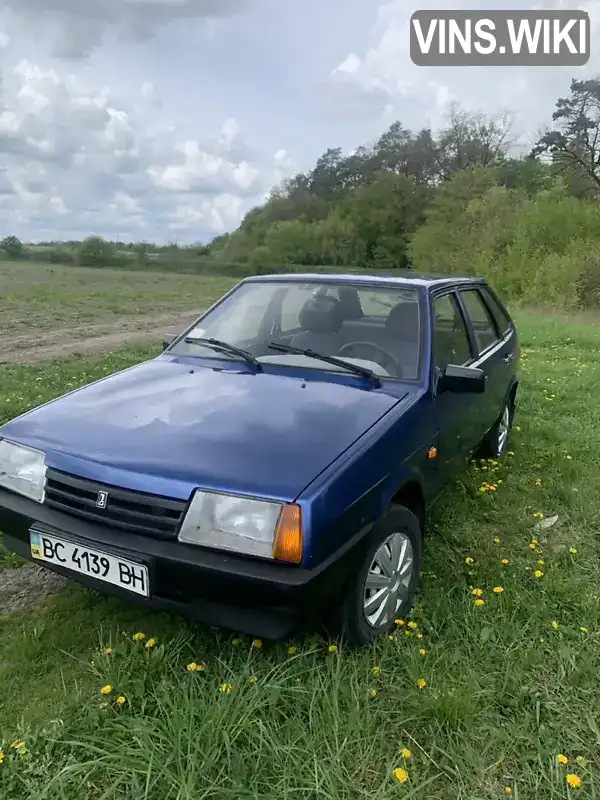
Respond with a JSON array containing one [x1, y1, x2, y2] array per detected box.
[[332, 506, 423, 646]]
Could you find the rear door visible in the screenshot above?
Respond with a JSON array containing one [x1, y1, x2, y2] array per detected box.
[[431, 289, 479, 481], [456, 286, 516, 441]]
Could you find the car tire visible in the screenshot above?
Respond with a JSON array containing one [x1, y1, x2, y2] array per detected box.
[[479, 395, 515, 459], [331, 505, 423, 647]]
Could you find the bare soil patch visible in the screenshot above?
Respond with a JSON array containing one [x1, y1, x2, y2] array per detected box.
[[0, 309, 203, 363], [0, 564, 69, 614]]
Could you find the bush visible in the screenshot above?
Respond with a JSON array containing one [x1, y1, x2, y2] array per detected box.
[[77, 236, 116, 267]]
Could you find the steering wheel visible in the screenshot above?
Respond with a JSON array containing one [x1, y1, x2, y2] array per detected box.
[[337, 342, 402, 377]]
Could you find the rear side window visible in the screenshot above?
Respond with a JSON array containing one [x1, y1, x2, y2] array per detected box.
[[481, 286, 512, 335], [432, 293, 472, 368], [459, 289, 498, 354]]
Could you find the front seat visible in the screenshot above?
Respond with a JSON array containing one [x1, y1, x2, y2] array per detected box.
[[290, 295, 343, 356]]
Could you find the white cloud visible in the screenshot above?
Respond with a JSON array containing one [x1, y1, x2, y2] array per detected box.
[[0, 57, 293, 242], [324, 0, 600, 142]]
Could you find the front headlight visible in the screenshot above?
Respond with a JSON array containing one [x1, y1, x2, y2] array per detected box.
[[178, 490, 302, 563], [0, 439, 47, 503]]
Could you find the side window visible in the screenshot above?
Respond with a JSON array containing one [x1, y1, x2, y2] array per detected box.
[[481, 286, 512, 335], [432, 293, 472, 369], [459, 290, 498, 354]]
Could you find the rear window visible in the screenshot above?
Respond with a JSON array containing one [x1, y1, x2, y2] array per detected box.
[[481, 286, 512, 335]]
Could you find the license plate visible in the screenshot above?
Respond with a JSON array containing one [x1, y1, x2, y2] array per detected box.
[[29, 530, 149, 597]]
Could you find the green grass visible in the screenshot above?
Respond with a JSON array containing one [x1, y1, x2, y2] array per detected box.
[[0, 311, 599, 798], [0, 261, 236, 334]]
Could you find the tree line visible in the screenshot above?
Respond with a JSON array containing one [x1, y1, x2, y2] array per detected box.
[[3, 78, 600, 306]]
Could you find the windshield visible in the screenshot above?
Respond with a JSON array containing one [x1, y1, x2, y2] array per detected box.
[[169, 280, 422, 380]]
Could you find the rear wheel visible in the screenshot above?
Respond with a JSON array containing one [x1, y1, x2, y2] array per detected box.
[[478, 395, 515, 460], [333, 506, 422, 646]]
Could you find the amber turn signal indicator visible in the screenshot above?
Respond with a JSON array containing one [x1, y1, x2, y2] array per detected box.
[[427, 447, 437, 459], [272, 503, 302, 563]]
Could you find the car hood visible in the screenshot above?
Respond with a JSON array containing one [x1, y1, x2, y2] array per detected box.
[[1, 357, 405, 502]]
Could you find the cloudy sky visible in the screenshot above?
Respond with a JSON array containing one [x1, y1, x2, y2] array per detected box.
[[0, 0, 598, 243]]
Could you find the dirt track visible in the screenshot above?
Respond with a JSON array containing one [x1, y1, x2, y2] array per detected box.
[[0, 309, 204, 364]]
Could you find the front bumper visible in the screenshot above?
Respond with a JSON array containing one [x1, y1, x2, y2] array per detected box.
[[0, 488, 368, 639]]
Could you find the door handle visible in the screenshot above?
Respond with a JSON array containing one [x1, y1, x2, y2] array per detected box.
[[503, 353, 515, 364]]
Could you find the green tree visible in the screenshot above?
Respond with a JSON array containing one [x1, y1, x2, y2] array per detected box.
[[1, 235, 24, 259], [77, 236, 115, 267]]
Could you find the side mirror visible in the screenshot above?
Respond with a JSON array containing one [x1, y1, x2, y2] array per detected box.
[[162, 332, 178, 351], [438, 364, 485, 394]]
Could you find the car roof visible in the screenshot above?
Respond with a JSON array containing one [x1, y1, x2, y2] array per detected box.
[[243, 270, 485, 290]]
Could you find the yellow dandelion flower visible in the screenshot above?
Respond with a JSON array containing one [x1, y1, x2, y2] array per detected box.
[[556, 754, 568, 765], [505, 788, 512, 795], [508, 451, 514, 456], [534, 570, 544, 578], [371, 666, 381, 677], [497, 479, 503, 485], [10, 740, 25, 750], [219, 683, 232, 694], [566, 455, 573, 461], [186, 662, 198, 671], [419, 648, 426, 655], [538, 559, 545, 566], [369, 689, 377, 698], [100, 684, 112, 695], [104, 647, 112, 655], [395, 619, 405, 626], [132, 632, 146, 641], [515, 426, 521, 432], [116, 696, 126, 705], [145, 638, 156, 648], [471, 588, 483, 597], [252, 639, 263, 649], [465, 557, 474, 564], [400, 747, 411, 759], [407, 620, 418, 629], [0, 752, 4, 765], [535, 478, 542, 486], [551, 620, 558, 630], [580, 627, 588, 633], [417, 632, 423, 639], [570, 547, 578, 554], [565, 774, 582, 788], [529, 543, 537, 550], [288, 646, 297, 655], [475, 598, 485, 606], [493, 538, 501, 544], [393, 767, 407, 783], [493, 586, 504, 594], [195, 663, 205, 672], [501, 559, 509, 565], [328, 644, 337, 653], [416, 678, 426, 689]]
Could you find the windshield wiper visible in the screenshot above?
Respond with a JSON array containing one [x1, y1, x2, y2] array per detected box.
[[268, 342, 381, 387], [184, 337, 262, 371]]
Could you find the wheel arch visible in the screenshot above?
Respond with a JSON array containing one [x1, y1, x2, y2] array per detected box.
[[390, 479, 425, 535]]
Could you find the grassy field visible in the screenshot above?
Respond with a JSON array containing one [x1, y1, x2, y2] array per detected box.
[[0, 303, 599, 797], [0, 261, 236, 333]]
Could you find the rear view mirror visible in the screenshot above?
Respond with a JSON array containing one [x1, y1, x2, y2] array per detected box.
[[438, 364, 485, 394], [162, 332, 177, 351]]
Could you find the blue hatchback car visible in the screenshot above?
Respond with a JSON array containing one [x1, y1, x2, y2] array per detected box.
[[0, 272, 519, 644]]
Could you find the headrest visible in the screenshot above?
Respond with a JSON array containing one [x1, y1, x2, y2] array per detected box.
[[298, 295, 343, 335], [385, 302, 419, 339]]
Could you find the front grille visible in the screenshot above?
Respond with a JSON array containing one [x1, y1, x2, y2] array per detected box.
[[44, 468, 188, 540]]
